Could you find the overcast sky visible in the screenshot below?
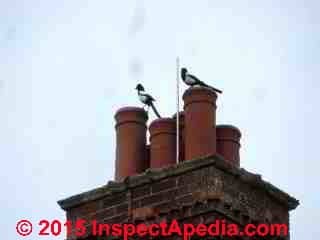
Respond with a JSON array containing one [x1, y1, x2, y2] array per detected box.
[[1, 1, 319, 239]]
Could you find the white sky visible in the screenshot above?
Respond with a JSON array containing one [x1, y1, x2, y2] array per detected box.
[[1, 1, 319, 239]]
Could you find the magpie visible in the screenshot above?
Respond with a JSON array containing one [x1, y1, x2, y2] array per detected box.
[[181, 67, 222, 94], [135, 83, 161, 118]]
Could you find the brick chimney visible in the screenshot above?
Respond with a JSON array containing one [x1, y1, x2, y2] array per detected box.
[[59, 84, 299, 240], [183, 87, 218, 160], [114, 107, 148, 181], [149, 118, 176, 168], [216, 125, 241, 167]]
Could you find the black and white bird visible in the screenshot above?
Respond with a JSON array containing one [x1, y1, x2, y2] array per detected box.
[[181, 67, 222, 94], [135, 83, 161, 118]]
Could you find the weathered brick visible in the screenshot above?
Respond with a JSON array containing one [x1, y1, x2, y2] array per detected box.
[[177, 171, 198, 185], [140, 193, 164, 206], [175, 185, 190, 196], [93, 207, 115, 222], [132, 199, 140, 209], [68, 201, 99, 221], [132, 207, 159, 220], [200, 211, 218, 224], [103, 213, 128, 224], [154, 201, 171, 212], [115, 203, 128, 215], [102, 192, 127, 208], [176, 193, 193, 205], [131, 185, 150, 199], [151, 178, 176, 193], [191, 202, 211, 215]]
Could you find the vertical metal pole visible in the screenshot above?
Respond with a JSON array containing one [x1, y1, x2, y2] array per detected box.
[[176, 57, 180, 164]]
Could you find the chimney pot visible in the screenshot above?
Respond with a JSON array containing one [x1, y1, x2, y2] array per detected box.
[[216, 124, 241, 167], [114, 107, 148, 181], [149, 118, 176, 168], [183, 87, 218, 160]]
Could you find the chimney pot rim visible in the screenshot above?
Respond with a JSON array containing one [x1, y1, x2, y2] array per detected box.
[[114, 107, 148, 121], [151, 117, 174, 124], [115, 106, 146, 115], [183, 86, 218, 98], [150, 117, 175, 125], [216, 124, 241, 132], [216, 124, 242, 138]]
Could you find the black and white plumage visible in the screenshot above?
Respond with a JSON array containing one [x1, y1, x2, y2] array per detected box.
[[181, 67, 222, 94], [135, 83, 161, 118]]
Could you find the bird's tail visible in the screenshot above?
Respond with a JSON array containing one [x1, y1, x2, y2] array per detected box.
[[150, 102, 161, 118], [200, 81, 223, 94]]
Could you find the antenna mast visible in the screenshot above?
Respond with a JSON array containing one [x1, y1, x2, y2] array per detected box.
[[176, 57, 180, 164]]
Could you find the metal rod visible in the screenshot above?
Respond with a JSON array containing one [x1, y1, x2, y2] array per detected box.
[[176, 57, 180, 164]]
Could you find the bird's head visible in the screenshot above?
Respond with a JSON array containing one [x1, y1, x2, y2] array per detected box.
[[135, 83, 145, 91], [181, 68, 188, 80]]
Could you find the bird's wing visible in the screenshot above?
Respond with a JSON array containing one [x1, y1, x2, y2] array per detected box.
[[189, 74, 214, 88], [187, 73, 223, 93], [188, 74, 201, 83], [143, 93, 155, 102], [146, 94, 156, 101]]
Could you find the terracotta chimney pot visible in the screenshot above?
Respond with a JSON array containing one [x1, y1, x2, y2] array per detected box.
[[114, 107, 148, 181], [149, 118, 176, 168], [216, 124, 241, 167], [183, 87, 218, 160]]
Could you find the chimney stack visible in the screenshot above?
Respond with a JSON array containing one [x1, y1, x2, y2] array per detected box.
[[216, 125, 241, 167], [114, 107, 148, 181], [149, 118, 176, 168], [183, 87, 218, 160]]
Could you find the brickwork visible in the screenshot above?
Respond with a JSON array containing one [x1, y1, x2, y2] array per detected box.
[[59, 156, 297, 240]]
